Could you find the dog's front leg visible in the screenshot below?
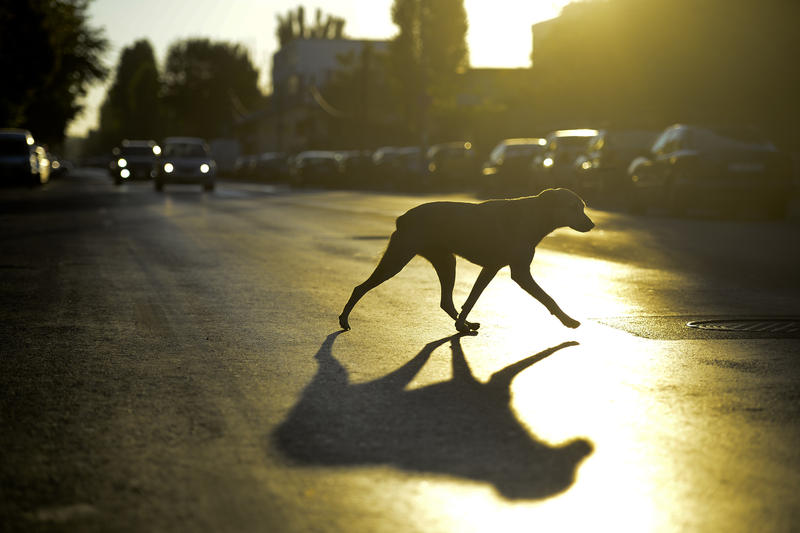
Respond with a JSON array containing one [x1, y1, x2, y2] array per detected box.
[[510, 267, 580, 328], [456, 266, 499, 332]]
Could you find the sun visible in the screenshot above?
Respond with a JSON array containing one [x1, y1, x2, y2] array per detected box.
[[464, 0, 573, 68]]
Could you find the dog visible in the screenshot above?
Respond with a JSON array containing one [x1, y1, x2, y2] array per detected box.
[[339, 188, 595, 332]]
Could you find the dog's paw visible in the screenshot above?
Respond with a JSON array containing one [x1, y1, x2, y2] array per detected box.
[[455, 320, 480, 332], [338, 314, 351, 331]]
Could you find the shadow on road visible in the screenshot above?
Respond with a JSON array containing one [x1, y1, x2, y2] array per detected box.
[[273, 332, 593, 500]]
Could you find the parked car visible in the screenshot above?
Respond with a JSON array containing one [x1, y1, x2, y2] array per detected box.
[[233, 154, 258, 179], [255, 152, 288, 182], [336, 150, 372, 188], [372, 146, 423, 190], [530, 129, 599, 192], [155, 137, 215, 192], [426, 142, 477, 190], [110, 139, 160, 185], [288, 151, 342, 188], [0, 128, 48, 186], [481, 138, 547, 196], [573, 129, 658, 201], [628, 124, 792, 217]]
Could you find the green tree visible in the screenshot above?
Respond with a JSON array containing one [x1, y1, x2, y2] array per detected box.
[[530, 0, 800, 150], [0, 0, 107, 145], [388, 0, 469, 140], [276, 6, 346, 46], [161, 38, 265, 139], [96, 39, 161, 149]]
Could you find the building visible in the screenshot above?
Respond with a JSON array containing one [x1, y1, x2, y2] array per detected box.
[[271, 38, 389, 153]]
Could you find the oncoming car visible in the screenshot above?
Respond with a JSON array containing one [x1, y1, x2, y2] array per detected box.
[[156, 137, 215, 192], [110, 139, 160, 185]]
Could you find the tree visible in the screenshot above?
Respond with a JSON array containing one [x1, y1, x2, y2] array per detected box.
[[161, 38, 266, 139], [276, 6, 346, 46], [96, 40, 161, 149], [388, 0, 469, 141], [0, 0, 107, 146]]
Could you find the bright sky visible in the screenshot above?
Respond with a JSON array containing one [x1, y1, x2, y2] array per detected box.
[[67, 0, 573, 137]]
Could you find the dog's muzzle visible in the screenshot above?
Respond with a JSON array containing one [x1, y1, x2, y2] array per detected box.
[[572, 214, 595, 232]]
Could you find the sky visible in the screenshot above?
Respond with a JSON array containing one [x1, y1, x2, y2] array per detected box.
[[67, 0, 573, 137]]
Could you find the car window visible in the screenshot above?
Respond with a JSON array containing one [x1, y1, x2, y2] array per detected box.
[[121, 146, 154, 157], [165, 143, 207, 157], [0, 137, 29, 156]]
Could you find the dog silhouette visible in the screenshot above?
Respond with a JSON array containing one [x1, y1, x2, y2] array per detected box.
[[339, 188, 594, 331]]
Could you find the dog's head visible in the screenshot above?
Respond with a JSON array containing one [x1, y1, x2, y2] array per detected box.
[[538, 188, 595, 232]]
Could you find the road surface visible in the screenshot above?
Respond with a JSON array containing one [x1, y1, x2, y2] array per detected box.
[[1, 170, 799, 532]]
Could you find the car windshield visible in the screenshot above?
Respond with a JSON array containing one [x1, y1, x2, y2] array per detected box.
[[0, 137, 29, 156], [165, 143, 207, 157], [505, 144, 542, 157], [551, 136, 593, 151], [694, 127, 775, 151], [121, 146, 154, 156]]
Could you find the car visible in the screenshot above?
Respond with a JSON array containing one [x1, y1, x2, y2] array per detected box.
[[372, 146, 424, 190], [573, 129, 658, 202], [155, 137, 216, 192], [480, 138, 547, 197], [0, 128, 49, 186], [335, 150, 372, 188], [628, 124, 793, 217], [426, 142, 477, 190], [288, 151, 342, 188], [110, 139, 160, 185], [530, 129, 599, 192], [255, 152, 288, 182]]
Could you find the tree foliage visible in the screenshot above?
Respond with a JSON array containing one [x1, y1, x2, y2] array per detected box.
[[161, 38, 265, 139], [388, 0, 469, 138], [96, 40, 161, 149], [0, 0, 107, 145], [276, 6, 346, 46], [531, 0, 800, 149]]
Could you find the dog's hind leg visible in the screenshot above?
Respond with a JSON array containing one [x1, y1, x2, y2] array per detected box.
[[422, 250, 479, 331], [339, 231, 416, 330]]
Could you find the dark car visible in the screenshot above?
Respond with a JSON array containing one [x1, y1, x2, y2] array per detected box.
[[288, 151, 342, 188], [628, 124, 792, 217], [156, 137, 216, 192], [372, 146, 423, 190], [530, 129, 599, 192], [573, 129, 658, 202], [255, 152, 287, 182], [426, 142, 476, 190], [481, 138, 546, 196], [0, 128, 49, 186], [110, 139, 160, 185]]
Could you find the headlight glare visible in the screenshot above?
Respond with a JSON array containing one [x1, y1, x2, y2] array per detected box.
[[200, 163, 210, 174], [117, 158, 127, 168], [164, 162, 174, 173], [120, 169, 130, 179]]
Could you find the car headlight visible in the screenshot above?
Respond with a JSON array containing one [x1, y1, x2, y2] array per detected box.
[[200, 163, 210, 174], [542, 157, 554, 168], [152, 145, 161, 156], [117, 158, 127, 168], [120, 169, 130, 179], [163, 162, 174, 173]]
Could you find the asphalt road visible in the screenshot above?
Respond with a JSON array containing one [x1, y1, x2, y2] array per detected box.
[[1, 170, 799, 532]]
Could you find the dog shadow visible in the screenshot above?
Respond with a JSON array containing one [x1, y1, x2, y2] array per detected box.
[[273, 332, 593, 500]]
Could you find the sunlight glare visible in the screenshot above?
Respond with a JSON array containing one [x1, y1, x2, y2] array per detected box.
[[464, 0, 573, 67]]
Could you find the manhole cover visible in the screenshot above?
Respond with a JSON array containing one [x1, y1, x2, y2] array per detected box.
[[686, 318, 800, 334]]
